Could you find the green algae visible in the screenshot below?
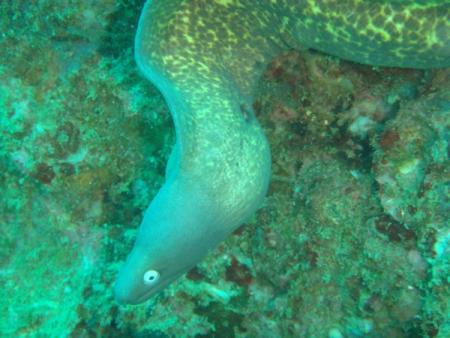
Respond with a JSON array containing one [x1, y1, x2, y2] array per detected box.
[[1, 1, 449, 337]]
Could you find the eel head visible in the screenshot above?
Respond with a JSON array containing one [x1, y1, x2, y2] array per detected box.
[[114, 177, 231, 304]]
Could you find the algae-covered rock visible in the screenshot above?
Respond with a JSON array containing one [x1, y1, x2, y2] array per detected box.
[[1, 1, 448, 337]]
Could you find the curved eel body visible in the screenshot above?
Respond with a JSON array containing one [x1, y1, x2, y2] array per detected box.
[[114, 0, 450, 304]]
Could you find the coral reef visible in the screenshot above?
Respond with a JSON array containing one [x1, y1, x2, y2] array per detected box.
[[1, 1, 448, 337]]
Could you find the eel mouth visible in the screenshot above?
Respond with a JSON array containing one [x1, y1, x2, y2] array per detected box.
[[131, 277, 173, 304], [114, 263, 188, 305]]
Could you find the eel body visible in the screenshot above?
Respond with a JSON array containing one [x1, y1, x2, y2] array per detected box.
[[114, 0, 450, 304]]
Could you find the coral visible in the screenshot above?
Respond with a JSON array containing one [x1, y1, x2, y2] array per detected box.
[[1, 1, 448, 337]]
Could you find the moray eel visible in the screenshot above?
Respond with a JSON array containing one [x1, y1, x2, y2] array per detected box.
[[114, 0, 450, 304]]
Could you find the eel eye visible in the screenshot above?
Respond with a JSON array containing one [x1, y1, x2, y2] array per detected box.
[[143, 270, 160, 286]]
